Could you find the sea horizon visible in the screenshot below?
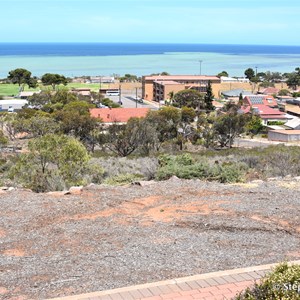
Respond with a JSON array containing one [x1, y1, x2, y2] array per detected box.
[[0, 43, 299, 78]]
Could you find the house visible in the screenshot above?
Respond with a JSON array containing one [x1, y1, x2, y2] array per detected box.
[[221, 89, 253, 99], [243, 95, 278, 108], [71, 88, 91, 97], [284, 117, 300, 130], [259, 87, 279, 95], [0, 99, 28, 112], [90, 76, 115, 84], [268, 130, 300, 142], [220, 76, 249, 83], [240, 95, 286, 125], [90, 108, 150, 124], [19, 91, 41, 99], [142, 75, 220, 102]]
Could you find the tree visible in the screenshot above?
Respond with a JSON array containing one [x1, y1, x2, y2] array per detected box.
[[101, 118, 142, 157], [244, 68, 255, 81], [27, 90, 52, 109], [204, 81, 215, 112], [172, 89, 205, 110], [0, 130, 8, 150], [259, 81, 275, 88], [238, 93, 244, 107], [217, 71, 229, 77], [245, 114, 264, 136], [278, 89, 290, 96], [177, 107, 196, 150], [41, 73, 68, 90], [146, 107, 181, 148], [13, 115, 61, 138], [10, 134, 91, 192], [286, 68, 300, 90], [54, 101, 98, 142], [213, 112, 250, 148], [7, 68, 37, 91]]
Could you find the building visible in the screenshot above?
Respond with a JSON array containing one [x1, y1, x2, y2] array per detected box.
[[221, 89, 253, 99], [240, 95, 286, 125], [284, 118, 300, 130], [268, 130, 300, 142], [19, 91, 40, 99], [142, 75, 220, 102], [90, 108, 150, 124], [90, 76, 115, 84], [0, 99, 28, 112], [71, 88, 91, 97], [243, 95, 278, 108], [220, 76, 249, 83]]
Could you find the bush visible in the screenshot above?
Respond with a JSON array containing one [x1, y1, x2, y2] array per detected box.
[[235, 262, 300, 300], [95, 156, 159, 180], [156, 154, 246, 183], [104, 173, 144, 185]]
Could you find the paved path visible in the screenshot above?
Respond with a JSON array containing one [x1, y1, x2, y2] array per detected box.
[[48, 260, 300, 300]]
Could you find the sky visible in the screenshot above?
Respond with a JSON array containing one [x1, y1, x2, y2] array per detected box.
[[1, 0, 299, 45]]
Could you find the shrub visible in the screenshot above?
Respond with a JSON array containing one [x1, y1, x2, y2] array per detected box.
[[156, 154, 246, 183], [235, 262, 300, 300], [104, 173, 144, 185]]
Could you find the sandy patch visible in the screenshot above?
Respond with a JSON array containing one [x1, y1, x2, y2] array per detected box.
[[3, 248, 25, 257]]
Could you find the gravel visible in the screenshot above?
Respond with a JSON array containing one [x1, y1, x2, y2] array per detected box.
[[0, 178, 300, 299]]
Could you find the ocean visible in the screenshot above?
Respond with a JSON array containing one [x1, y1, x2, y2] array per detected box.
[[0, 43, 299, 78]]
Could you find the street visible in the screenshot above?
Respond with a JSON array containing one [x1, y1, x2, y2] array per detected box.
[[107, 94, 159, 109]]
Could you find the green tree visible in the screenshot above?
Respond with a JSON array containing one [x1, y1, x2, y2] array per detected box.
[[214, 111, 250, 148], [0, 130, 8, 150], [217, 71, 229, 77], [278, 89, 290, 96], [286, 68, 300, 90], [146, 107, 181, 148], [244, 68, 255, 81], [101, 118, 142, 157], [54, 101, 98, 142], [41, 73, 68, 90], [7, 68, 37, 91], [10, 134, 91, 192], [27, 90, 52, 109], [204, 81, 215, 112], [173, 89, 204, 110], [245, 114, 264, 136], [14, 114, 61, 138]]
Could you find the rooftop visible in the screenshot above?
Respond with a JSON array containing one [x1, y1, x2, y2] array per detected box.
[[90, 107, 150, 123], [144, 75, 220, 81], [270, 129, 300, 135]]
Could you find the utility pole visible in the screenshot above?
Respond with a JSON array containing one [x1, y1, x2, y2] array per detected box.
[[199, 60, 203, 75], [135, 87, 138, 108], [119, 84, 122, 105]]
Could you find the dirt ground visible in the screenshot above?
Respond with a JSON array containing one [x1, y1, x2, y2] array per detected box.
[[0, 178, 300, 299]]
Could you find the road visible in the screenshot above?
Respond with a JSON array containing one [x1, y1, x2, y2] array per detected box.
[[107, 94, 159, 109], [234, 137, 300, 148]]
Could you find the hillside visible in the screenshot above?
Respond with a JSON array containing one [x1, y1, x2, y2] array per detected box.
[[0, 177, 300, 299]]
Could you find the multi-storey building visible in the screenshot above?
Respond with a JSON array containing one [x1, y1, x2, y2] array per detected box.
[[142, 75, 221, 102]]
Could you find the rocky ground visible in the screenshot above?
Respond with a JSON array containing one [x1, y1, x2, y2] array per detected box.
[[0, 177, 300, 300]]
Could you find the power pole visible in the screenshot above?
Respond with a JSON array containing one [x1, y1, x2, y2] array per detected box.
[[135, 87, 138, 108]]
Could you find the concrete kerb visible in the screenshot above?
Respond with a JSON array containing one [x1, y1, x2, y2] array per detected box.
[[47, 260, 300, 300]]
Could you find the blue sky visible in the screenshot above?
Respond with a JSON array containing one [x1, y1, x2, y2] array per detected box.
[[1, 0, 299, 45]]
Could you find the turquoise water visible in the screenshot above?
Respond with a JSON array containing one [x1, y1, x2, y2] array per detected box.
[[0, 47, 299, 78]]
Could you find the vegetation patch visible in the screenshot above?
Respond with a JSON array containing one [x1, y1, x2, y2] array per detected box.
[[235, 262, 300, 300]]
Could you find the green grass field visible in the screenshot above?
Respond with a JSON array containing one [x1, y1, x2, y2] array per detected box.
[[0, 82, 108, 97]]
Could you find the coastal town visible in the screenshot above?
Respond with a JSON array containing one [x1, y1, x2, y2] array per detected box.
[[1, 67, 300, 300]]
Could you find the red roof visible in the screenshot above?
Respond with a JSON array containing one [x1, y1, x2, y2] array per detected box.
[[90, 108, 150, 123], [240, 104, 285, 117], [243, 95, 277, 107], [261, 87, 279, 95]]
